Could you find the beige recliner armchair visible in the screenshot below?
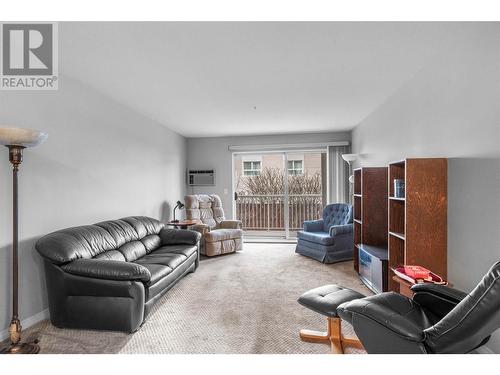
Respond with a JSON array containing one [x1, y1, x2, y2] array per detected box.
[[184, 194, 243, 256]]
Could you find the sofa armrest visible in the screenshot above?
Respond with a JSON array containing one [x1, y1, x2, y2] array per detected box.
[[329, 223, 353, 237], [159, 228, 201, 245], [303, 219, 324, 232], [61, 259, 151, 282], [410, 283, 467, 303], [411, 284, 467, 318], [219, 220, 242, 229]]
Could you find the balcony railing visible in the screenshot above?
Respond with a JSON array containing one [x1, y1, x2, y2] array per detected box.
[[235, 194, 323, 231]]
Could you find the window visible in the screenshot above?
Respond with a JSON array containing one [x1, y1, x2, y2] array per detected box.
[[243, 161, 261, 176], [288, 160, 303, 175]]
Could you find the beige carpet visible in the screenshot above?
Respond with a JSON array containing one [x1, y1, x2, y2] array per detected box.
[[18, 243, 371, 354]]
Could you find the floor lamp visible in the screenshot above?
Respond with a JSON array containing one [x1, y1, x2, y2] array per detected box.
[[0, 127, 48, 354], [341, 153, 358, 204]]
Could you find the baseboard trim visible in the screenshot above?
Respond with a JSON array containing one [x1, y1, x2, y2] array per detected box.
[[0, 309, 49, 341], [244, 239, 297, 244]]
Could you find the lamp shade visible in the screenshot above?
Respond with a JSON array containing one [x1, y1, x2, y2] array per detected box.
[[0, 127, 48, 147], [341, 153, 358, 162]]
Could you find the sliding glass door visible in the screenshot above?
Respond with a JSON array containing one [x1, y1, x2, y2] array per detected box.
[[234, 152, 286, 238], [233, 150, 327, 239], [286, 151, 326, 238]]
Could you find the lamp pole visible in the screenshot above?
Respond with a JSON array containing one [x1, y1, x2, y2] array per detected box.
[[0, 128, 47, 354], [1, 145, 40, 354], [11, 146, 22, 342]]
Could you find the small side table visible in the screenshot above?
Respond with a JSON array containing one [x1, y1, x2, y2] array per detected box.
[[392, 275, 452, 298], [165, 220, 198, 230], [392, 275, 415, 298]]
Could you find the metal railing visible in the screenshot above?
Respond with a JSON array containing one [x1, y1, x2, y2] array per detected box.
[[235, 194, 323, 231]]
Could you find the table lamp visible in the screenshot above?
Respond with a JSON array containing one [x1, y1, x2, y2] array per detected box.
[[172, 200, 185, 223]]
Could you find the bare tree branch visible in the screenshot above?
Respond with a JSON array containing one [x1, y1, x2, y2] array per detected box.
[[237, 167, 321, 195]]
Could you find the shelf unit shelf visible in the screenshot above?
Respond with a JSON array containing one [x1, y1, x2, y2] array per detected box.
[[387, 158, 447, 292], [389, 231, 405, 240], [389, 196, 405, 201], [352, 167, 388, 283]]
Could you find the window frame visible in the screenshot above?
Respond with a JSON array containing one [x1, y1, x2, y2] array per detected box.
[[243, 160, 262, 176], [287, 159, 303, 175]]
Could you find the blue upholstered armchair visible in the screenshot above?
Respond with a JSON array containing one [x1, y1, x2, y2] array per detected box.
[[295, 203, 353, 263]]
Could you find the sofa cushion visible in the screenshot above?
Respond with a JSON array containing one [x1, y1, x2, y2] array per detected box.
[[94, 220, 141, 247], [36, 216, 165, 264], [204, 228, 243, 243], [145, 252, 197, 301], [153, 244, 198, 258], [141, 234, 162, 253], [296, 230, 335, 245], [134, 252, 187, 270], [137, 263, 172, 285], [115, 234, 161, 261], [96, 216, 163, 246], [36, 226, 118, 264], [118, 241, 148, 262], [94, 250, 126, 261], [119, 217, 164, 240]]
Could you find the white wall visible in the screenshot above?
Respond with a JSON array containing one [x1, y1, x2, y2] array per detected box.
[[351, 24, 500, 352], [0, 75, 186, 336], [186, 132, 350, 216]]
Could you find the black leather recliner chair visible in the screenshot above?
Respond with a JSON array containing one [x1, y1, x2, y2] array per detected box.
[[36, 216, 201, 333], [337, 261, 500, 353]]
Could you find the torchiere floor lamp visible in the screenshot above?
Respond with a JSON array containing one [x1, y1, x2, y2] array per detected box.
[[0, 127, 48, 354], [341, 153, 358, 204]]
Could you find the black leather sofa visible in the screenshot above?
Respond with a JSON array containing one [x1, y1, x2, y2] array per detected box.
[[36, 216, 201, 333]]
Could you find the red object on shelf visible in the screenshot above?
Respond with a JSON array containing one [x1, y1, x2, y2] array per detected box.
[[392, 266, 447, 285], [404, 265, 431, 279]]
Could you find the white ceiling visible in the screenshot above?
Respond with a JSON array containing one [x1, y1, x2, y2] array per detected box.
[[60, 22, 478, 137]]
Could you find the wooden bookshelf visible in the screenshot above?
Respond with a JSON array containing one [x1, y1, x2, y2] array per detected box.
[[387, 158, 447, 292], [352, 167, 388, 278]]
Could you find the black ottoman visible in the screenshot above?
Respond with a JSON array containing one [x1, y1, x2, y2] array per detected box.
[[298, 284, 365, 353]]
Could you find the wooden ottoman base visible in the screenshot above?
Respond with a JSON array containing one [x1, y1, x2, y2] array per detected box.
[[300, 317, 363, 354]]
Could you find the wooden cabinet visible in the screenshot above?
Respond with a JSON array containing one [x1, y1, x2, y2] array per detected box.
[[353, 167, 388, 292], [388, 158, 447, 292]]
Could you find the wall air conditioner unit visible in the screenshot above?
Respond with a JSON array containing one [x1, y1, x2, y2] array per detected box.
[[187, 169, 215, 186]]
